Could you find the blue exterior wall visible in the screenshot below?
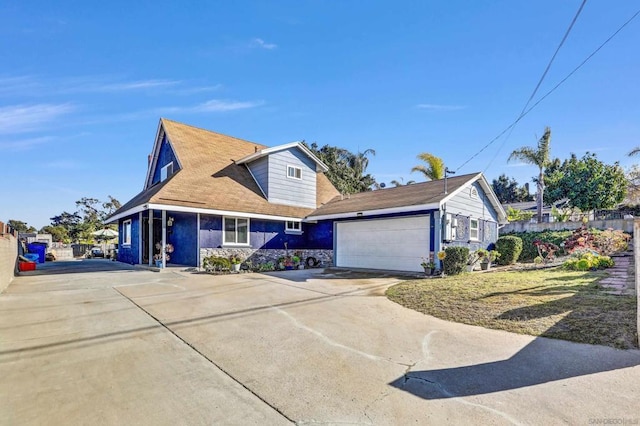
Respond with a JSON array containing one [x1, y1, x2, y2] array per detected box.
[[446, 181, 498, 221], [247, 157, 269, 197], [118, 213, 140, 264], [151, 135, 180, 185], [166, 212, 197, 266], [265, 148, 317, 208], [442, 181, 499, 250], [199, 214, 311, 250]]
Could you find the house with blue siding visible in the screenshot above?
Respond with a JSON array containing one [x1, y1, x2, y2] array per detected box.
[[107, 119, 506, 273]]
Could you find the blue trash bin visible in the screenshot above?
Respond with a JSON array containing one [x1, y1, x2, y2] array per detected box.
[[27, 242, 47, 263]]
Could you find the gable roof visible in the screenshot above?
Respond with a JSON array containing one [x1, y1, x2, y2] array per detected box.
[[108, 119, 340, 223], [235, 142, 329, 172], [307, 172, 507, 222]]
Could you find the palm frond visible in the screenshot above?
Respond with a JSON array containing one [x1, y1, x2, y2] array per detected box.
[[629, 147, 640, 157], [412, 153, 445, 180]]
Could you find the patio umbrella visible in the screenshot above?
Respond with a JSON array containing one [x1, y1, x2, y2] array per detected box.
[[92, 228, 119, 258], [92, 228, 119, 239]]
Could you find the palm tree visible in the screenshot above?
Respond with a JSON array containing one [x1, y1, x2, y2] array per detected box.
[[411, 153, 445, 181], [390, 178, 416, 187], [508, 127, 552, 223], [629, 147, 640, 157]]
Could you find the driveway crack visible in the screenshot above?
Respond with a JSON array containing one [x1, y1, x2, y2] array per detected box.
[[113, 287, 295, 425]]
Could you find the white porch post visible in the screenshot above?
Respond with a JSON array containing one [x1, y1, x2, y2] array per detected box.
[[197, 213, 201, 269], [138, 211, 142, 264], [148, 209, 154, 266], [162, 210, 167, 268]]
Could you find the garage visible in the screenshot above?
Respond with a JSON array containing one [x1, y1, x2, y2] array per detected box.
[[335, 215, 430, 272]]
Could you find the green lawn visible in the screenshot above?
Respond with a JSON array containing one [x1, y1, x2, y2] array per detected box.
[[386, 267, 638, 349]]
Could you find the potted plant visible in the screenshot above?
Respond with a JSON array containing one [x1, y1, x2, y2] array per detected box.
[[284, 256, 295, 270], [420, 258, 436, 275], [229, 255, 242, 272], [479, 249, 499, 270], [467, 250, 482, 272]]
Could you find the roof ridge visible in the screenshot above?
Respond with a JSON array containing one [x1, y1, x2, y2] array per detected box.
[[364, 171, 481, 195], [160, 117, 267, 148]]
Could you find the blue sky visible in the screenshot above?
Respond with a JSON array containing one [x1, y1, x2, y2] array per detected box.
[[2, 1, 639, 229]]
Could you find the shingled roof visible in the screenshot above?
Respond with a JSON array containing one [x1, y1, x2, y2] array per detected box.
[[308, 172, 506, 222], [109, 119, 340, 221]]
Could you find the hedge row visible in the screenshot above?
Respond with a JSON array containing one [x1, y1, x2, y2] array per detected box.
[[500, 230, 573, 262]]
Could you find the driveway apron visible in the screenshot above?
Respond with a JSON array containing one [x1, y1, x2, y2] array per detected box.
[[2, 261, 640, 425]]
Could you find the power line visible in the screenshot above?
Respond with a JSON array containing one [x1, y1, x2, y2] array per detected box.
[[520, 0, 587, 117], [456, 5, 640, 174], [476, 0, 587, 172], [483, 0, 586, 172]]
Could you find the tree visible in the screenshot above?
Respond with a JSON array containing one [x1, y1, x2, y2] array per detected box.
[[390, 178, 416, 187], [506, 207, 535, 222], [411, 153, 445, 181], [545, 153, 627, 211], [39, 225, 71, 243], [508, 127, 552, 223], [491, 174, 533, 203], [101, 196, 122, 221], [626, 165, 640, 205], [305, 142, 377, 194], [7, 220, 36, 233]]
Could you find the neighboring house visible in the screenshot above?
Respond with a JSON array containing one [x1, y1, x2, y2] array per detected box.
[[504, 199, 575, 223], [107, 119, 506, 273]]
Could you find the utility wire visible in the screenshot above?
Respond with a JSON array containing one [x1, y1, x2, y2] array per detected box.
[[456, 5, 640, 174], [483, 0, 587, 171]]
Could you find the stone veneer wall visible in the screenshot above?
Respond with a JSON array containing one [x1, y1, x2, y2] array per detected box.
[[200, 248, 334, 268]]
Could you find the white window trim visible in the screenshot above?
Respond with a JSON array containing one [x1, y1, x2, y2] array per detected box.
[[222, 216, 250, 246], [285, 220, 303, 234], [470, 187, 479, 199], [161, 162, 174, 182], [286, 165, 302, 180], [122, 219, 132, 246], [469, 218, 480, 241]]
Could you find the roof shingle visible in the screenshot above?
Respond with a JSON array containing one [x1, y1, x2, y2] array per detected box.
[[112, 119, 340, 219]]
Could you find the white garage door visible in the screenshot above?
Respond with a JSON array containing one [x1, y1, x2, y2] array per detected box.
[[335, 216, 430, 272]]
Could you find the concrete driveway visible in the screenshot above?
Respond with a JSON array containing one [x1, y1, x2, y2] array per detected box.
[[2, 260, 639, 425]]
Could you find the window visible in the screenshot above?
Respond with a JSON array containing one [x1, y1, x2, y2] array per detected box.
[[287, 165, 302, 180], [123, 220, 132, 245], [223, 217, 249, 245], [470, 218, 479, 240], [161, 162, 174, 181], [285, 221, 302, 233], [470, 187, 479, 199]]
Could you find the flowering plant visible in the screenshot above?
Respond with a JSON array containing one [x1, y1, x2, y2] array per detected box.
[[437, 251, 446, 260]]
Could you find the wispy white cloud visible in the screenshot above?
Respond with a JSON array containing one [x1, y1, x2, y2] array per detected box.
[[193, 99, 264, 112], [173, 84, 223, 95], [0, 103, 74, 134], [416, 103, 467, 111], [250, 38, 277, 50], [157, 99, 264, 114], [0, 136, 54, 151], [65, 78, 181, 93]]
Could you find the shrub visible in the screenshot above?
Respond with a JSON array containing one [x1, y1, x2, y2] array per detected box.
[[443, 246, 469, 276], [495, 236, 523, 265], [203, 256, 231, 272], [562, 252, 615, 271], [593, 228, 630, 255], [576, 258, 590, 271], [503, 230, 572, 262]]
